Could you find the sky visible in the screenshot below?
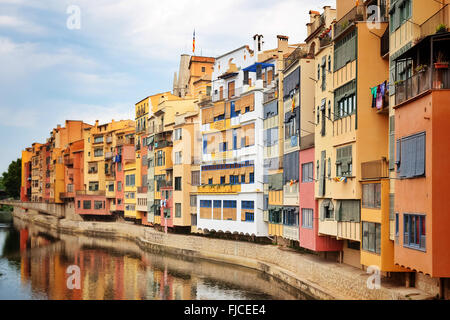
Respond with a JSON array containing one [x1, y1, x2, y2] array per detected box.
[[0, 0, 333, 173]]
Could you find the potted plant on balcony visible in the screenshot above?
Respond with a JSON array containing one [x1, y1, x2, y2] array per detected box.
[[434, 51, 448, 69], [415, 64, 427, 73], [436, 23, 448, 34]]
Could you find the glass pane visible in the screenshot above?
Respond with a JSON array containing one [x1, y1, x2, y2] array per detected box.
[[368, 222, 375, 252], [376, 224, 381, 254], [362, 222, 369, 251]]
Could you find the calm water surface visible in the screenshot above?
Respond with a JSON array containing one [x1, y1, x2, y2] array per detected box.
[[0, 218, 313, 300]]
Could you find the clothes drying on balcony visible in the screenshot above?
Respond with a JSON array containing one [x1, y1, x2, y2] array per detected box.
[[370, 81, 388, 109]]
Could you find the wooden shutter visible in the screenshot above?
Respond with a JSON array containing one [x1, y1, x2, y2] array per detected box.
[[389, 116, 395, 170], [319, 150, 326, 196], [228, 81, 235, 99], [415, 133, 425, 176]]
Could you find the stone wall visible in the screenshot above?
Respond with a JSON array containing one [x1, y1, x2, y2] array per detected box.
[[12, 207, 436, 300]]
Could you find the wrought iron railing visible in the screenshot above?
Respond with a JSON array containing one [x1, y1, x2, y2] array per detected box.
[[334, 5, 365, 39], [395, 66, 450, 105]]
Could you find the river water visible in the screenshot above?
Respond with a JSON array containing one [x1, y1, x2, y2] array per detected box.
[[0, 218, 313, 300]]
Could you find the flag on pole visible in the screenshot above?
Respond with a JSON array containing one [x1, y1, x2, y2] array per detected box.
[[193, 29, 195, 54]]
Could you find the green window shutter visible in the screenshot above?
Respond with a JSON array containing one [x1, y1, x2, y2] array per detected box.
[[389, 194, 395, 221], [335, 201, 342, 221], [319, 150, 326, 196], [389, 116, 395, 170], [327, 158, 331, 177]]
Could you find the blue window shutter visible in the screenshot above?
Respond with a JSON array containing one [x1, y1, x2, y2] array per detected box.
[[415, 133, 425, 176]]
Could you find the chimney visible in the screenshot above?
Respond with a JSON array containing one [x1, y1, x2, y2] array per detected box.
[[57, 124, 61, 129], [277, 35, 289, 53], [95, 120, 99, 127], [253, 34, 264, 55]]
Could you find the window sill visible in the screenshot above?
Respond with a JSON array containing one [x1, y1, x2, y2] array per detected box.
[[403, 244, 426, 252], [362, 249, 381, 256]]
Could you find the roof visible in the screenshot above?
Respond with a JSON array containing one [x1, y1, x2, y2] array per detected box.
[[216, 45, 252, 60]]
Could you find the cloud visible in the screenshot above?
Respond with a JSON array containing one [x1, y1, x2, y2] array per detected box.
[[0, 15, 47, 34]]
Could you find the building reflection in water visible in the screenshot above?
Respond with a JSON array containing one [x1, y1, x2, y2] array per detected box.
[[11, 220, 309, 300]]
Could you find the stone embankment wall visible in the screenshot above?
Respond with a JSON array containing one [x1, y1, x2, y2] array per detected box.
[[12, 207, 434, 300]]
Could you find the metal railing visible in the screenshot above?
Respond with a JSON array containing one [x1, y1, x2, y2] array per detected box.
[[212, 87, 244, 102], [284, 45, 308, 70], [395, 67, 450, 105], [76, 190, 106, 196], [319, 35, 332, 48], [334, 5, 365, 39]]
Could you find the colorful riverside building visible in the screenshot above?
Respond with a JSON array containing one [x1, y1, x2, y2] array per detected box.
[[298, 6, 343, 253], [388, 0, 450, 297], [197, 37, 270, 237], [312, 0, 393, 269], [260, 36, 299, 241], [21, 147, 33, 202], [75, 119, 135, 218], [146, 96, 198, 230]]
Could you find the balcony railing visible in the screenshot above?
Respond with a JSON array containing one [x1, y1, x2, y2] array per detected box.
[[137, 186, 148, 194], [319, 35, 332, 48], [334, 5, 365, 39], [76, 190, 106, 196], [154, 140, 172, 149], [419, 5, 449, 39], [212, 87, 243, 102], [395, 67, 450, 105], [284, 46, 308, 71], [263, 88, 277, 103], [361, 160, 389, 180], [64, 158, 73, 166]]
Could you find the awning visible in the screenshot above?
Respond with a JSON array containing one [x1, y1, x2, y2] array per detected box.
[[243, 62, 275, 73]]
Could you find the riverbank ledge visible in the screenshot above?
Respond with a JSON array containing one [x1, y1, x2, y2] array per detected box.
[[12, 208, 434, 300]]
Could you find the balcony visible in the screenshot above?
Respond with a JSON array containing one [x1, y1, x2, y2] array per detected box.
[[105, 152, 114, 160], [76, 190, 106, 196], [309, 14, 325, 37], [106, 136, 113, 144], [197, 184, 241, 194], [154, 140, 172, 149], [64, 158, 74, 166], [137, 186, 148, 194], [333, 5, 365, 39], [419, 4, 449, 39], [263, 87, 277, 103], [395, 67, 450, 105], [212, 87, 243, 102], [361, 159, 389, 180], [319, 35, 332, 48], [60, 192, 75, 199], [284, 46, 308, 71]]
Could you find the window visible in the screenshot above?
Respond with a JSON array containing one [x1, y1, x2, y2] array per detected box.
[[175, 151, 182, 164], [200, 200, 211, 208], [220, 142, 228, 152], [164, 209, 171, 218], [249, 172, 254, 184], [404, 214, 426, 250], [334, 29, 356, 71], [94, 201, 103, 210], [245, 212, 254, 222], [220, 176, 225, 184], [302, 208, 313, 229], [362, 222, 381, 254], [175, 203, 181, 218], [269, 209, 282, 223], [213, 200, 221, 208], [191, 171, 200, 186], [89, 181, 99, 191], [202, 66, 206, 72], [117, 181, 122, 191], [174, 128, 182, 141], [117, 162, 122, 172], [108, 183, 114, 192], [395, 213, 399, 236], [336, 145, 352, 177], [241, 201, 254, 210], [83, 200, 91, 210], [125, 174, 135, 186], [283, 209, 299, 226], [190, 195, 197, 207], [77, 201, 80, 208], [94, 148, 103, 157], [302, 162, 314, 183], [230, 175, 239, 184], [245, 106, 250, 113], [208, 178, 213, 185], [396, 132, 425, 179], [241, 174, 245, 183], [362, 183, 381, 209], [156, 150, 165, 166], [175, 177, 182, 191], [94, 136, 103, 144], [223, 200, 236, 208]]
